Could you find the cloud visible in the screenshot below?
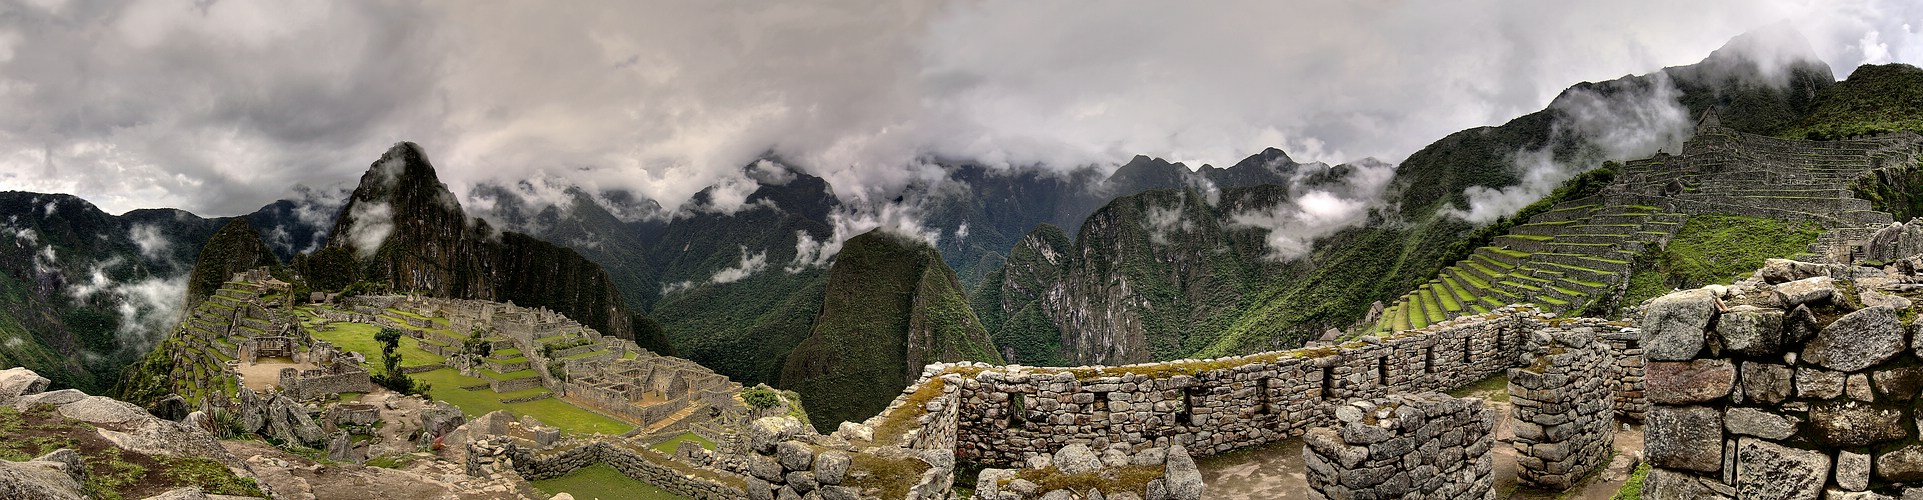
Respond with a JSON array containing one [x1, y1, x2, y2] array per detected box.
[[788, 201, 940, 271], [0, 1, 1919, 218], [1230, 160, 1399, 260], [1445, 72, 1690, 224], [344, 201, 394, 259], [1144, 203, 1192, 247], [710, 246, 769, 284], [61, 256, 185, 354], [128, 223, 170, 261]]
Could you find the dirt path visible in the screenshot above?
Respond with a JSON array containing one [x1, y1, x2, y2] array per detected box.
[[1198, 399, 1644, 499]]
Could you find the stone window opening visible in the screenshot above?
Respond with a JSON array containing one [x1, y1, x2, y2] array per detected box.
[[1009, 392, 1026, 429], [1180, 387, 1203, 425], [1424, 347, 1435, 374], [1377, 356, 1390, 386], [1255, 379, 1272, 415], [1320, 366, 1336, 399], [1093, 392, 1109, 412], [1462, 337, 1472, 364]]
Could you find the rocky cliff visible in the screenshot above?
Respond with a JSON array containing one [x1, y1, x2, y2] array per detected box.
[[325, 142, 660, 347]]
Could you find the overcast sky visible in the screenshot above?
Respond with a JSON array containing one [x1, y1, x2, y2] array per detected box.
[[0, 0, 1919, 216]]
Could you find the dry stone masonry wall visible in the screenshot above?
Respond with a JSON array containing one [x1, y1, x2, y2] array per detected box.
[[1641, 258, 1923, 499], [1507, 327, 1618, 491], [1301, 392, 1497, 500]]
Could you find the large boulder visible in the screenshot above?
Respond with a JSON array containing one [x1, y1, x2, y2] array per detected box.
[[1162, 445, 1203, 500], [1811, 401, 1910, 447], [0, 367, 51, 405], [153, 395, 190, 422], [1715, 306, 1784, 357], [265, 395, 326, 447], [1803, 306, 1906, 372], [750, 417, 806, 455], [1054, 443, 1103, 475], [1642, 468, 1732, 500], [1760, 258, 1830, 284], [1774, 277, 1836, 307], [1734, 439, 1828, 499], [418, 401, 466, 443], [1644, 360, 1735, 405], [326, 431, 361, 463], [1640, 289, 1721, 361], [1646, 405, 1723, 473], [0, 449, 87, 500]]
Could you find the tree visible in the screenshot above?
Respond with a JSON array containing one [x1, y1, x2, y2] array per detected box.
[[373, 328, 428, 395]]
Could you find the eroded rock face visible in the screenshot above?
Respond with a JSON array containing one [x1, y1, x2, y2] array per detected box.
[[1163, 446, 1203, 500], [1761, 258, 1830, 284], [0, 367, 52, 405], [1734, 438, 1828, 499], [1802, 306, 1906, 373], [1646, 406, 1722, 473], [0, 449, 87, 500]]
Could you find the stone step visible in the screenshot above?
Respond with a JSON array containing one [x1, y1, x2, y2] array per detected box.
[[1511, 221, 1577, 237], [1475, 247, 1529, 267], [1493, 235, 1554, 253], [1551, 233, 1633, 244], [1532, 253, 1631, 274]]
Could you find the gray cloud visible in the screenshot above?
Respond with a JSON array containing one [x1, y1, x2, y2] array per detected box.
[[0, 0, 1917, 219]]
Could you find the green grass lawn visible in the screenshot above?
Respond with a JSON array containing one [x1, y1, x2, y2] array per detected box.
[[649, 432, 716, 454], [409, 367, 633, 436], [308, 321, 445, 368], [529, 463, 685, 500], [308, 316, 632, 436]]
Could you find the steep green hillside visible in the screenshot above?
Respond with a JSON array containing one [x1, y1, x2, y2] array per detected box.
[[1782, 63, 1923, 140], [1620, 215, 1823, 307], [184, 220, 280, 310], [781, 230, 1003, 431], [979, 30, 1849, 363], [969, 224, 1072, 366]]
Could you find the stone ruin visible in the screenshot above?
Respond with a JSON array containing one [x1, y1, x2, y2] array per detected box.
[[561, 351, 747, 434], [1638, 257, 1923, 499], [239, 335, 294, 362], [277, 341, 372, 402], [1507, 326, 1619, 491], [1303, 392, 1496, 500]]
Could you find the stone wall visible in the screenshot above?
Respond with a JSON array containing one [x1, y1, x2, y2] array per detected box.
[[948, 306, 1539, 465], [279, 363, 372, 401], [1601, 330, 1648, 422], [1640, 266, 1923, 499], [1301, 392, 1495, 500], [1508, 327, 1618, 491], [470, 438, 745, 500]]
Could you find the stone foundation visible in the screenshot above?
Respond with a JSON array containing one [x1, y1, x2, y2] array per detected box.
[[1302, 392, 1495, 500]]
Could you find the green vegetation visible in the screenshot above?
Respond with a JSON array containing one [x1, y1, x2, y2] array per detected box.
[[364, 454, 417, 469], [781, 231, 1003, 432], [1434, 164, 1618, 273], [1853, 159, 1923, 222], [1619, 215, 1820, 308], [373, 328, 429, 395], [649, 432, 716, 454], [184, 219, 282, 310], [1780, 63, 1923, 140], [157, 456, 267, 497], [528, 463, 682, 500], [741, 385, 782, 410], [1613, 462, 1651, 500]]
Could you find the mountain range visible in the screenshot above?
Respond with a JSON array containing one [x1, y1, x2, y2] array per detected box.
[[0, 28, 1919, 429]]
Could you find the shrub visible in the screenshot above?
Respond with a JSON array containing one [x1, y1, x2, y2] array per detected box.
[[742, 385, 782, 410]]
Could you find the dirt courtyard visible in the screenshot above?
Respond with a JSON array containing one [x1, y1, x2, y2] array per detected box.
[[235, 356, 315, 391]]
